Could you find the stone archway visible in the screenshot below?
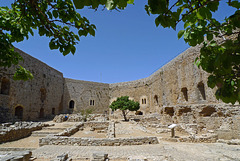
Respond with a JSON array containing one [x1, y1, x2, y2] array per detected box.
[[15, 106, 23, 120], [69, 100, 75, 109]]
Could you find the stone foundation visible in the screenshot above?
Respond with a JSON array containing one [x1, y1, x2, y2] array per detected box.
[[0, 122, 48, 143], [39, 136, 159, 146]]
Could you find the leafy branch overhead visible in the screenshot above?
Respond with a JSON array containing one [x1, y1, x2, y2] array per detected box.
[[144, 0, 240, 104], [1, 0, 239, 104], [0, 0, 96, 80], [72, 0, 240, 104]]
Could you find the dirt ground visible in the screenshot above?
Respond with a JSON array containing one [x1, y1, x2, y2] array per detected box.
[[0, 120, 239, 161]]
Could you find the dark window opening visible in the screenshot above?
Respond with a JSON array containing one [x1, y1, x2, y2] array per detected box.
[[142, 98, 147, 104], [52, 108, 55, 115], [200, 106, 216, 117], [164, 107, 174, 116], [154, 95, 158, 105], [135, 111, 143, 115], [198, 82, 206, 100], [90, 100, 95, 106], [181, 87, 188, 101], [1, 77, 10, 95], [69, 100, 74, 109], [40, 108, 44, 118], [15, 106, 23, 120]]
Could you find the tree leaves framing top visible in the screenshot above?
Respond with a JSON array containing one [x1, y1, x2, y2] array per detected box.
[[1, 0, 239, 104], [0, 0, 96, 80]]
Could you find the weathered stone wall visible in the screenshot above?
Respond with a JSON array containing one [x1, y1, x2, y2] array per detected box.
[[63, 78, 109, 114], [39, 136, 159, 146], [0, 121, 47, 143], [109, 46, 220, 115], [0, 48, 65, 121]]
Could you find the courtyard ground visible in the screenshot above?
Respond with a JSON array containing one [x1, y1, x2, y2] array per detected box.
[[0, 120, 239, 160]]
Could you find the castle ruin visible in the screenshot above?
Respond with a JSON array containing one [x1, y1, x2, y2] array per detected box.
[[0, 45, 239, 140]]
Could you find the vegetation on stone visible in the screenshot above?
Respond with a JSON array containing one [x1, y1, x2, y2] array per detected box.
[[109, 96, 140, 121]]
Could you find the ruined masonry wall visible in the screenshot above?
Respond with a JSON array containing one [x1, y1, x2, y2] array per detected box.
[[0, 48, 65, 121], [39, 136, 159, 146], [63, 78, 109, 114], [109, 45, 221, 114]]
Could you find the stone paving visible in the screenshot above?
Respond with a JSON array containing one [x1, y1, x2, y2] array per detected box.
[[32, 141, 240, 161], [1, 121, 240, 161]]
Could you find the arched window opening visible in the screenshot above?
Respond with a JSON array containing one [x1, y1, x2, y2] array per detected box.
[[1, 77, 10, 95], [154, 95, 158, 105], [40, 108, 44, 118], [198, 82, 206, 100], [15, 106, 23, 120], [69, 100, 74, 109], [181, 87, 188, 101], [142, 98, 147, 104]]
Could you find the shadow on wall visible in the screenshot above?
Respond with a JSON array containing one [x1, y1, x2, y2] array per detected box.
[[63, 79, 73, 114]]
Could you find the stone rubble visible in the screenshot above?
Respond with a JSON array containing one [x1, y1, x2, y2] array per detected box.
[[0, 121, 49, 143]]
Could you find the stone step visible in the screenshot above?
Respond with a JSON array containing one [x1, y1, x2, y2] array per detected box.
[[42, 127, 66, 130], [0, 147, 36, 151], [31, 131, 59, 137]]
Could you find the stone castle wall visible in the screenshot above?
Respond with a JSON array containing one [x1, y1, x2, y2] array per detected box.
[[109, 45, 221, 115], [0, 48, 65, 122], [63, 78, 109, 114], [0, 45, 239, 125]]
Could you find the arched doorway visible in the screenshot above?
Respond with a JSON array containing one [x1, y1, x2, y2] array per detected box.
[[15, 106, 23, 120], [40, 108, 44, 118], [69, 100, 74, 109]]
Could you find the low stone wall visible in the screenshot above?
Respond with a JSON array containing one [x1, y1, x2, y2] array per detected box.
[[0, 122, 48, 143], [39, 136, 159, 146], [53, 114, 109, 123], [160, 133, 218, 143], [55, 123, 84, 136], [107, 121, 115, 138], [0, 150, 32, 161], [84, 121, 109, 130]]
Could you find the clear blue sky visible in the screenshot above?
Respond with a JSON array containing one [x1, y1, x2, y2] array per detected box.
[[0, 0, 236, 83]]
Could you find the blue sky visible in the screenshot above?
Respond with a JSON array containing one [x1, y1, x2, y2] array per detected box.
[[1, 0, 236, 83]]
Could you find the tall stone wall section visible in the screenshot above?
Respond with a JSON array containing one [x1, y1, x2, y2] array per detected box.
[[109, 45, 221, 115], [0, 48, 64, 122], [63, 78, 109, 114]]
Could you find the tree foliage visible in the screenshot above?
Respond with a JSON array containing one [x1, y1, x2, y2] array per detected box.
[[144, 0, 240, 104], [109, 96, 140, 121], [72, 0, 240, 104], [1, 0, 239, 104], [0, 0, 96, 80]]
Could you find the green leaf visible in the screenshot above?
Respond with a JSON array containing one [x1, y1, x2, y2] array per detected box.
[[207, 1, 219, 12], [178, 30, 185, 39], [71, 46, 76, 54], [127, 0, 134, 4], [52, 10, 58, 18], [207, 33, 213, 41], [230, 0, 240, 9], [73, 0, 85, 9]]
